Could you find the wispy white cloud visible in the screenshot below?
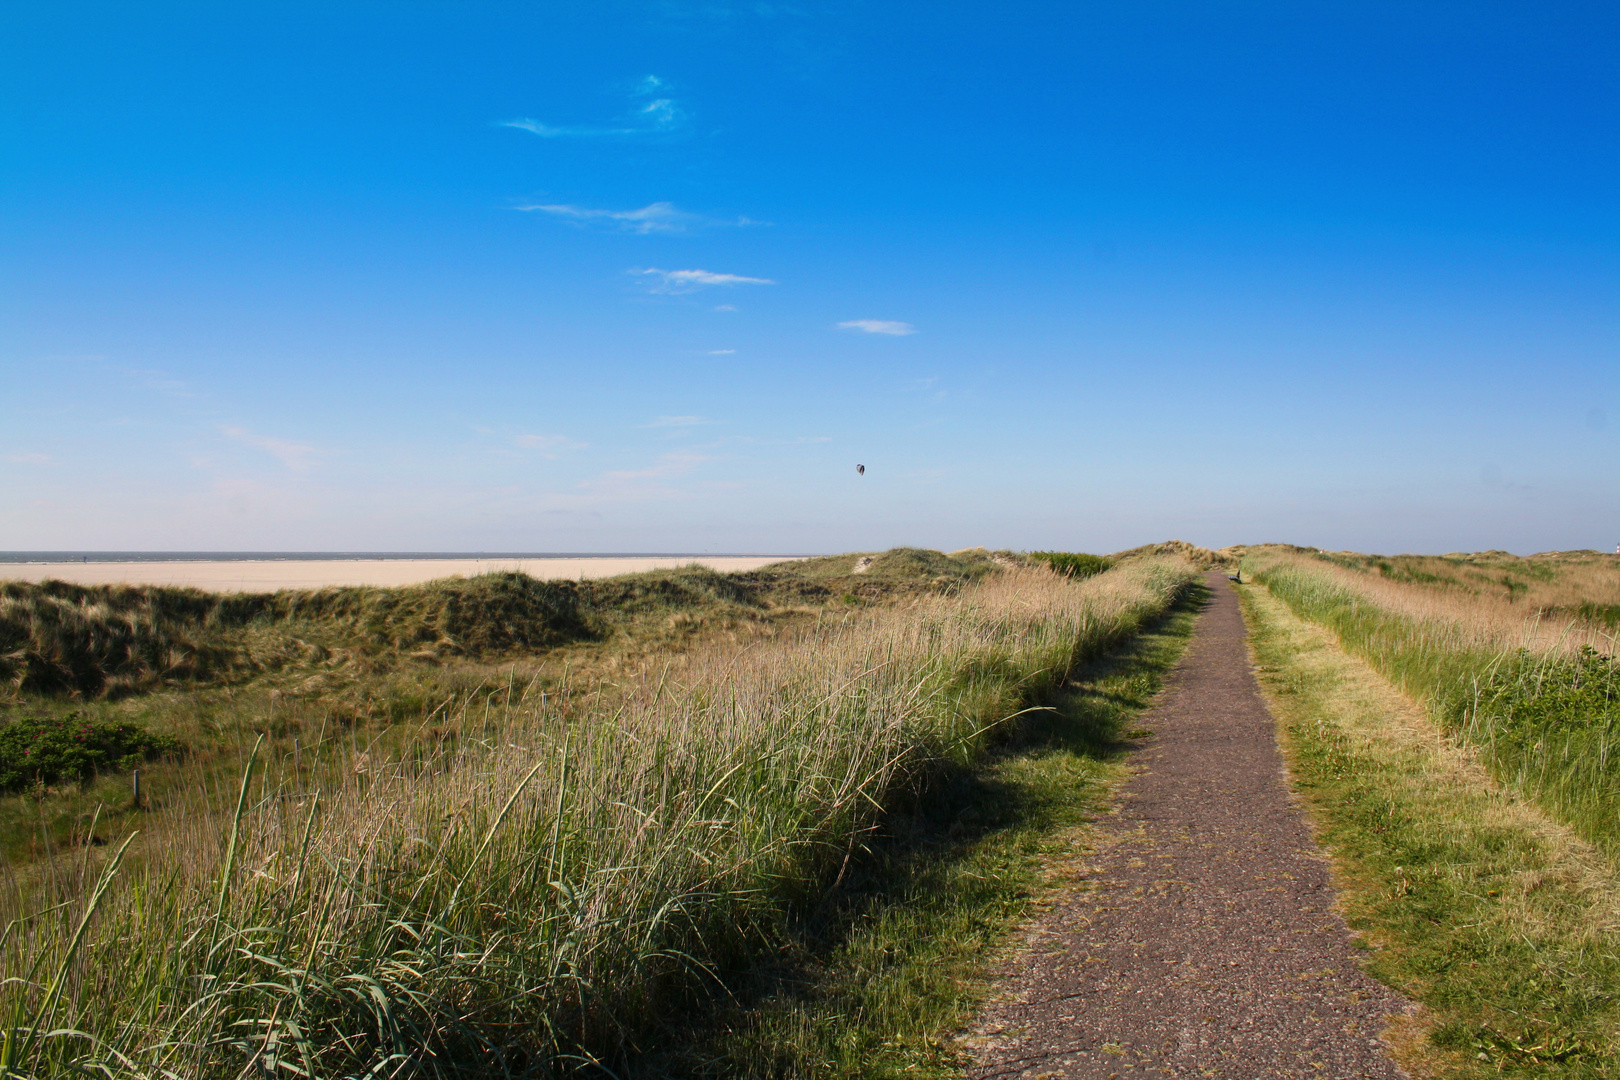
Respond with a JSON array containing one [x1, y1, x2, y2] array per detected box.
[[579, 450, 709, 498], [3, 452, 54, 465], [514, 200, 765, 235], [517, 201, 690, 233], [638, 97, 681, 128], [219, 425, 318, 471], [629, 75, 684, 132], [499, 74, 689, 140], [601, 451, 706, 481], [104, 363, 198, 398], [713, 304, 739, 312], [514, 433, 587, 456], [500, 118, 631, 138], [838, 319, 917, 336], [645, 415, 712, 428], [708, 349, 736, 355], [632, 267, 775, 294]]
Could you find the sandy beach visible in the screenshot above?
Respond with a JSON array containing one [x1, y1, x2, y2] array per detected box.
[[0, 556, 801, 592]]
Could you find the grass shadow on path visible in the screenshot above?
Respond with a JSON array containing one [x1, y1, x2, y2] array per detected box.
[[657, 582, 1211, 1080]]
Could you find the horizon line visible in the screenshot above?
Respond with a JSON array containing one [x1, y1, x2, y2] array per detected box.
[[0, 551, 818, 564]]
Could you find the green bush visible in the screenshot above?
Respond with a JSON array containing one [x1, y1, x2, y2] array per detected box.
[[0, 713, 183, 793], [1028, 551, 1113, 579], [1480, 646, 1620, 739], [1577, 602, 1620, 630]]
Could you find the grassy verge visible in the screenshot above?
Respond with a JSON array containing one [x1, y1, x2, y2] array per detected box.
[[1236, 545, 1620, 618], [684, 580, 1207, 1079], [1, 558, 1198, 1078], [1244, 556, 1620, 859], [1240, 581, 1620, 1078]]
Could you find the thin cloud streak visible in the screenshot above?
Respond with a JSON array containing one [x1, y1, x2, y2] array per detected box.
[[514, 201, 765, 235], [514, 433, 587, 456], [632, 268, 776, 294], [218, 426, 318, 471], [500, 119, 637, 138], [499, 74, 688, 140], [838, 319, 917, 336], [577, 450, 710, 499]]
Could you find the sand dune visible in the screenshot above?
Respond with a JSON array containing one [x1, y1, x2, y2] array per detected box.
[[0, 556, 801, 592]]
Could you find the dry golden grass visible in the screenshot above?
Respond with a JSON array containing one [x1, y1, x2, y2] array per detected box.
[[1248, 585, 1620, 940], [1243, 547, 1620, 856], [1241, 546, 1620, 657], [1243, 571, 1620, 1076], [1, 557, 1197, 1078], [0, 549, 1012, 867]]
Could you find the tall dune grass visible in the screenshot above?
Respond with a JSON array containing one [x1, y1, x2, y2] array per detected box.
[[0, 550, 1008, 701], [1292, 547, 1620, 630], [0, 574, 598, 697], [0, 557, 1195, 1078], [1248, 551, 1620, 856]]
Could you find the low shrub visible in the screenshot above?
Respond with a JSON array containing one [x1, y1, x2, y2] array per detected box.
[[1576, 602, 1620, 630], [1028, 551, 1113, 579], [0, 713, 183, 793]]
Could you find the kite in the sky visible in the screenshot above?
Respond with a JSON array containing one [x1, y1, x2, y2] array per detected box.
[[856, 464, 865, 476]]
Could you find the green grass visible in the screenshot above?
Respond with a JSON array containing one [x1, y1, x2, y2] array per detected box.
[[677, 582, 1206, 1080], [1241, 580, 1620, 1078], [0, 552, 999, 723], [1234, 544, 1618, 613], [0, 549, 1015, 864], [0, 556, 1199, 1078], [1026, 552, 1113, 580], [1248, 561, 1620, 857], [1577, 603, 1620, 631], [0, 713, 182, 794], [0, 572, 594, 696], [0, 550, 1010, 699]]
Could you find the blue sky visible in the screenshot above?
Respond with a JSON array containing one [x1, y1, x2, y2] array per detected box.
[[2, 2, 1615, 555]]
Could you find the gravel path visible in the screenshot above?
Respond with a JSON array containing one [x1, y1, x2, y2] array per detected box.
[[963, 573, 1409, 1079]]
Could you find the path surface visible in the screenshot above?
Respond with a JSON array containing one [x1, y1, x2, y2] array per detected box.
[[964, 573, 1408, 1079]]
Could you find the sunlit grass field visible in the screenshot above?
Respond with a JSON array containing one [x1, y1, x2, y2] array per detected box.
[[0, 549, 1200, 1077], [0, 549, 1003, 863], [1239, 545, 1620, 854], [1238, 544, 1620, 1076]]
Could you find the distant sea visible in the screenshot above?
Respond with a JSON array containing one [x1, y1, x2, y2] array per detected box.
[[0, 552, 790, 563]]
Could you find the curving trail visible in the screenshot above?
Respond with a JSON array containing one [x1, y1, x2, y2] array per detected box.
[[964, 572, 1409, 1079]]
